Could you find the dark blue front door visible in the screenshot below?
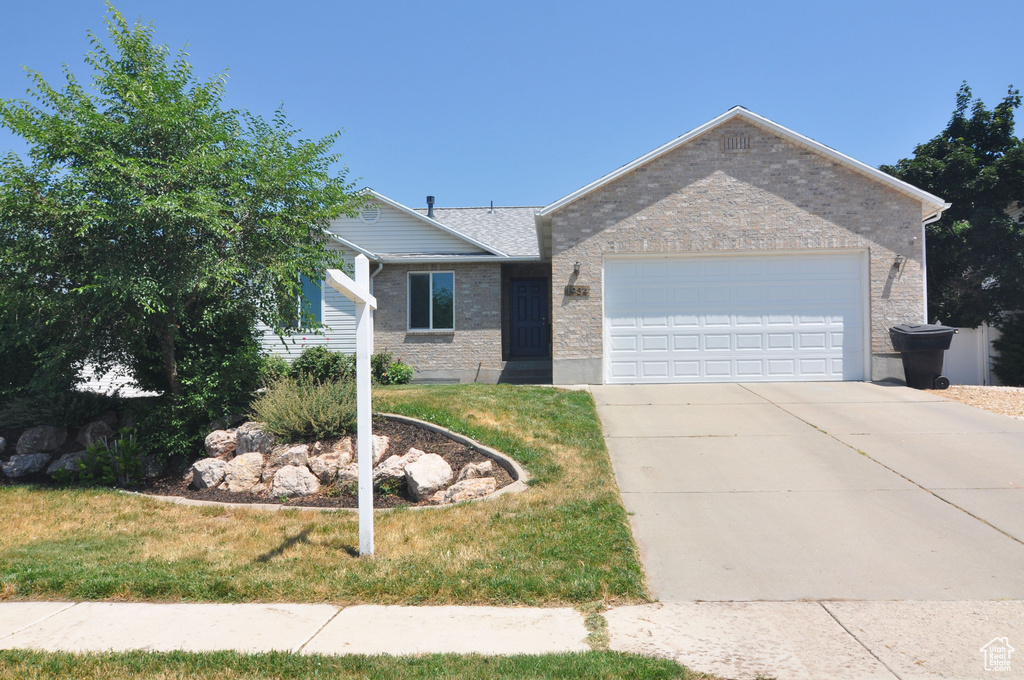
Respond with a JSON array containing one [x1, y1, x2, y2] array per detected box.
[[510, 278, 548, 357]]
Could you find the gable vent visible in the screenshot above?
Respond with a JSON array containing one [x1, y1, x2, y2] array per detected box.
[[722, 135, 750, 151], [360, 204, 381, 224]]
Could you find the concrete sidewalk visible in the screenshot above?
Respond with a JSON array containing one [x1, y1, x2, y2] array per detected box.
[[3, 599, 1023, 679]]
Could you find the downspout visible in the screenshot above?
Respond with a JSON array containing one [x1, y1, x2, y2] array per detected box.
[[369, 262, 383, 354]]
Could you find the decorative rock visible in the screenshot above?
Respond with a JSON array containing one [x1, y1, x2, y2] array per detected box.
[[309, 452, 344, 484], [77, 420, 115, 448], [456, 460, 493, 482], [46, 450, 88, 476], [223, 452, 264, 493], [405, 453, 453, 501], [235, 422, 275, 455], [441, 477, 497, 504], [2, 453, 53, 478], [204, 430, 237, 458], [372, 435, 390, 464], [16, 426, 67, 455], [373, 447, 425, 484], [261, 444, 309, 482], [336, 463, 359, 484], [191, 458, 227, 489], [271, 465, 321, 497], [331, 437, 354, 465]]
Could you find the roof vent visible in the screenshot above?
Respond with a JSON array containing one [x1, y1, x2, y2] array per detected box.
[[722, 135, 750, 151], [489, 200, 494, 214], [359, 204, 380, 224], [426, 195, 435, 219]]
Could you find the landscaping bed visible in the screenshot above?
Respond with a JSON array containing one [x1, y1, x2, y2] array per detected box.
[[140, 417, 515, 509], [926, 384, 1024, 419]]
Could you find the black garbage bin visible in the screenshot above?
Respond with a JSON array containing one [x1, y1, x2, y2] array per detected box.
[[888, 324, 958, 389]]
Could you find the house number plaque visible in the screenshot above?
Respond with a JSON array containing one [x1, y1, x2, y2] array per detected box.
[[564, 285, 590, 297]]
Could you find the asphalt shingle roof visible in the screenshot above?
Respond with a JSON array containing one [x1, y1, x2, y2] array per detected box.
[[413, 206, 542, 259]]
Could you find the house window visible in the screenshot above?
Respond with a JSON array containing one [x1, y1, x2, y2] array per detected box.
[[287, 275, 322, 328], [409, 272, 454, 330]]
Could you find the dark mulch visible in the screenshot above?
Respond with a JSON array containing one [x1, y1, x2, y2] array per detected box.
[[139, 418, 514, 509]]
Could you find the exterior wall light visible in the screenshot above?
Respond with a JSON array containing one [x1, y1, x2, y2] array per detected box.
[[573, 261, 582, 276]]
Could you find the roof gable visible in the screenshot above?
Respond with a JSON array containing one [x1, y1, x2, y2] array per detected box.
[[330, 190, 506, 258], [539, 107, 950, 222]]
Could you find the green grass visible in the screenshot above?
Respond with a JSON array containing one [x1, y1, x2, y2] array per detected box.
[[0, 385, 647, 605], [0, 650, 706, 679]]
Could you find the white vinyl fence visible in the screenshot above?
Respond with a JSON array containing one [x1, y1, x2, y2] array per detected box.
[[943, 324, 1002, 386]]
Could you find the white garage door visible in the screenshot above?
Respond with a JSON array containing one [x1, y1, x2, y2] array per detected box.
[[604, 252, 866, 384]]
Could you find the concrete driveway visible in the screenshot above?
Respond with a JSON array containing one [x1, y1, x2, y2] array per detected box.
[[593, 382, 1024, 601]]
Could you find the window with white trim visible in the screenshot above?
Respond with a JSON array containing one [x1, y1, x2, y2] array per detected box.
[[286, 275, 323, 329], [408, 271, 454, 330]]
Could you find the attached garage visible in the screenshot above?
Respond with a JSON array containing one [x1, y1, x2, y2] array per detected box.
[[603, 252, 867, 384]]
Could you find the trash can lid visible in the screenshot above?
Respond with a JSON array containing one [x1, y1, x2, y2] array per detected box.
[[889, 324, 958, 336]]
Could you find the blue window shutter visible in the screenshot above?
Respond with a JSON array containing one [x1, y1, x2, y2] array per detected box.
[[300, 275, 322, 324]]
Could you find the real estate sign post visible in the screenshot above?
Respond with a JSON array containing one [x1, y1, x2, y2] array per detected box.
[[326, 255, 378, 555]]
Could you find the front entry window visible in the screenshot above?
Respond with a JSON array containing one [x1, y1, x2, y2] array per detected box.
[[409, 271, 454, 330]]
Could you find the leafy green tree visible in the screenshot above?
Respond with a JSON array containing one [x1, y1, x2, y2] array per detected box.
[[0, 6, 362, 403], [881, 83, 1024, 327]]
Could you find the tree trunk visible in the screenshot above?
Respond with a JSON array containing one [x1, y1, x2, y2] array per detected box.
[[160, 322, 183, 398]]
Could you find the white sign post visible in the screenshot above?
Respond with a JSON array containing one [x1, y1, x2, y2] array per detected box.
[[326, 255, 377, 556]]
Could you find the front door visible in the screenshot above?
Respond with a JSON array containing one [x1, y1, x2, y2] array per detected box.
[[510, 278, 548, 357]]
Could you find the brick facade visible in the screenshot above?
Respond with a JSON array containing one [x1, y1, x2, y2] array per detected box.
[[373, 262, 507, 382], [549, 118, 926, 383]]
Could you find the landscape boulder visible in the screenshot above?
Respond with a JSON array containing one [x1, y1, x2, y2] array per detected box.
[[271, 465, 321, 497], [46, 450, 88, 476], [191, 458, 227, 489], [204, 430, 237, 458], [405, 453, 453, 501], [456, 460, 493, 482], [372, 435, 390, 464], [16, 426, 67, 455], [261, 444, 309, 482], [77, 420, 115, 448], [2, 453, 53, 478], [373, 447, 425, 484], [437, 477, 497, 504], [336, 462, 359, 484], [235, 422, 275, 455], [223, 452, 264, 493]]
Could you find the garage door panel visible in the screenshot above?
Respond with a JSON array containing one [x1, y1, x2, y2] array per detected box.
[[604, 252, 866, 384]]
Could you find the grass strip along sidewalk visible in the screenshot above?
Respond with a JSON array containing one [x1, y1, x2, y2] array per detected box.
[[0, 650, 702, 680], [0, 385, 646, 606]]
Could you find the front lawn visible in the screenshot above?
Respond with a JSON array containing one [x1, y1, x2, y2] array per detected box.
[[0, 650, 703, 680], [0, 385, 647, 605]]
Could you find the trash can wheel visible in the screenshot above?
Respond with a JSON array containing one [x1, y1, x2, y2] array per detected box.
[[933, 376, 950, 390]]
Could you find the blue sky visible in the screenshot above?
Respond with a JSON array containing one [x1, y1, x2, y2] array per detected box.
[[1, 1, 1020, 209]]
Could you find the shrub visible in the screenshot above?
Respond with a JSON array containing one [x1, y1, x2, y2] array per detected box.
[[259, 355, 290, 386], [993, 314, 1024, 386], [77, 427, 143, 487], [249, 377, 356, 441], [290, 346, 355, 384], [372, 350, 415, 385]]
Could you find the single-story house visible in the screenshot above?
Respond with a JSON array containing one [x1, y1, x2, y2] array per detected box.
[[261, 106, 950, 385]]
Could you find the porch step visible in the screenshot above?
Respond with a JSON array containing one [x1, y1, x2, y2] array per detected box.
[[498, 360, 552, 385]]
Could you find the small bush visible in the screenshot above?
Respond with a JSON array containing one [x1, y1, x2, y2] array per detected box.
[[993, 314, 1024, 386], [259, 355, 290, 386], [372, 350, 415, 385], [290, 346, 355, 384], [77, 427, 143, 487], [249, 377, 356, 441]]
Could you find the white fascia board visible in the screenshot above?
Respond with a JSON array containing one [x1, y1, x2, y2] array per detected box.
[[323, 231, 379, 260], [377, 254, 540, 264], [539, 107, 951, 221], [363, 189, 510, 258]]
